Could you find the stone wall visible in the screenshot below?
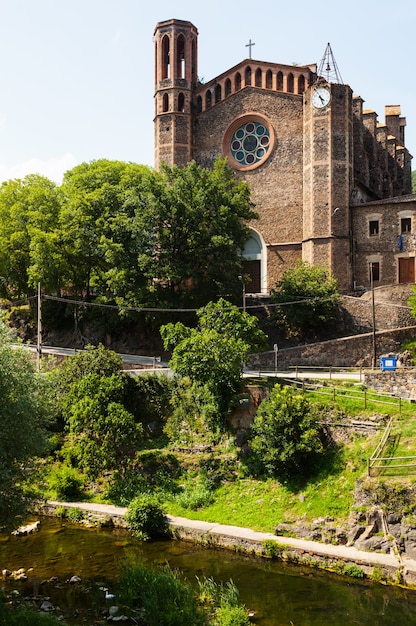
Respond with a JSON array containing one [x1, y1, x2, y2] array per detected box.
[[364, 370, 416, 401], [248, 327, 416, 370]]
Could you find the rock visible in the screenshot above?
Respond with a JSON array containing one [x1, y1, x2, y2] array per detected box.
[[405, 540, 416, 560], [346, 525, 366, 546], [335, 529, 348, 545], [109, 605, 119, 616], [366, 507, 384, 533], [68, 575, 81, 584], [40, 600, 55, 612], [386, 513, 402, 525], [12, 520, 40, 536], [358, 536, 391, 553], [356, 522, 378, 544], [2, 569, 12, 578]]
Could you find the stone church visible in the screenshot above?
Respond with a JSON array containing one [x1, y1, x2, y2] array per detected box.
[[153, 18, 415, 294]]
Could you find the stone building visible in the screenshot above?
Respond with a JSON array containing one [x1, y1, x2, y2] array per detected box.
[[153, 18, 415, 294]]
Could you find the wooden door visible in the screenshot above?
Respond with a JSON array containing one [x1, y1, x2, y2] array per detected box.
[[243, 260, 261, 293], [399, 257, 415, 283]]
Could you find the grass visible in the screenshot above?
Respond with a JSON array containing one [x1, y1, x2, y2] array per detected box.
[[164, 430, 379, 532], [162, 382, 414, 531], [44, 380, 416, 534]]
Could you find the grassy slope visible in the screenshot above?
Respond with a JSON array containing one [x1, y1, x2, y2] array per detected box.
[[163, 383, 416, 533]]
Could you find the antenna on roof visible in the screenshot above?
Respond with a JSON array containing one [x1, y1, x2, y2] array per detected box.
[[317, 43, 343, 84]]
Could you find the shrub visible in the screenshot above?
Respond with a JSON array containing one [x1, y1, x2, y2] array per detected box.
[[47, 464, 85, 500], [342, 564, 365, 579], [125, 494, 169, 540], [66, 507, 84, 522], [116, 562, 205, 626], [214, 606, 250, 626], [270, 260, 340, 340], [249, 384, 325, 479]]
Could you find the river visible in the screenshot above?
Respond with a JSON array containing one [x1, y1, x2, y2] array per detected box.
[[1, 516, 416, 625]]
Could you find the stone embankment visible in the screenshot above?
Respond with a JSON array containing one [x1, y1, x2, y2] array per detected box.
[[42, 500, 416, 588]]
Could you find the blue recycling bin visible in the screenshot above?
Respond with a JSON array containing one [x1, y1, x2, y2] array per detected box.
[[380, 357, 397, 371]]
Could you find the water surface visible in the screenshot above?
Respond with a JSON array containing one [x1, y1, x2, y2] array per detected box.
[[1, 516, 416, 625]]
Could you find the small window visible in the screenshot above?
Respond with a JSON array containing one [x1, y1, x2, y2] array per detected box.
[[369, 262, 380, 282], [369, 220, 379, 236], [401, 217, 411, 233]]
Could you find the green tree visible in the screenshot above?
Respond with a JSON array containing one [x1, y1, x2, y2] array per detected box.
[[412, 170, 416, 193], [49, 343, 123, 405], [161, 299, 267, 418], [0, 174, 61, 298], [270, 261, 340, 339], [62, 372, 143, 478], [0, 316, 50, 530], [58, 159, 153, 300], [249, 384, 324, 479], [198, 297, 267, 353], [144, 158, 257, 307]]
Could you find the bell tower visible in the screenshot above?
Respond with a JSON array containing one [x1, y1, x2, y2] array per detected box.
[[302, 45, 353, 291], [154, 19, 198, 170]]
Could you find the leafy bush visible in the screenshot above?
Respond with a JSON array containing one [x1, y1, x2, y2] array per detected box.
[[66, 506, 84, 522], [125, 494, 169, 540], [249, 384, 325, 480], [214, 605, 250, 626], [270, 261, 340, 339], [116, 562, 205, 626], [47, 464, 85, 500], [342, 564, 365, 579]]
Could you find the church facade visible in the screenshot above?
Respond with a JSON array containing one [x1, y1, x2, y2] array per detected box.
[[153, 18, 415, 294]]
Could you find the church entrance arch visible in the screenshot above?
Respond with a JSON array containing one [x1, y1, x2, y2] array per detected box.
[[241, 229, 266, 294]]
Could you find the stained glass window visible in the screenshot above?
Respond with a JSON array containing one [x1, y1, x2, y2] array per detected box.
[[230, 121, 270, 166]]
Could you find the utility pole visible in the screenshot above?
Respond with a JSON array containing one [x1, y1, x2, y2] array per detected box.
[[37, 282, 42, 372], [370, 264, 376, 369]]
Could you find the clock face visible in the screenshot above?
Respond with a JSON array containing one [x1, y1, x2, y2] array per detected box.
[[312, 86, 331, 109]]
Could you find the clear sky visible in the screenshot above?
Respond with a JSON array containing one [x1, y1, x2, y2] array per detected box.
[[0, 0, 414, 184]]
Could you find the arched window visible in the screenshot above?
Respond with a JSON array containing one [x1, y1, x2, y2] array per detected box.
[[176, 34, 185, 79], [206, 90, 212, 109], [196, 95, 202, 114], [162, 93, 169, 112], [235, 72, 242, 91], [255, 68, 262, 87], [178, 92, 185, 112], [215, 84, 222, 103], [287, 73, 294, 93], [161, 35, 170, 79], [266, 70, 272, 89], [225, 78, 232, 97], [245, 66, 252, 86], [277, 71, 283, 91], [298, 75, 305, 94]]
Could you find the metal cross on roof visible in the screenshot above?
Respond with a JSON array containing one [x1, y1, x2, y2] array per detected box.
[[245, 39, 255, 59]]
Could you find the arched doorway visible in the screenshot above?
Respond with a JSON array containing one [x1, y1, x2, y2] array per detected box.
[[241, 230, 267, 294]]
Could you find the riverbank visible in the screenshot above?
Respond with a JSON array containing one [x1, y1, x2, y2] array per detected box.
[[43, 500, 416, 589]]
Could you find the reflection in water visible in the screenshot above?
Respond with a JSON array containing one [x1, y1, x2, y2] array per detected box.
[[1, 516, 416, 625]]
